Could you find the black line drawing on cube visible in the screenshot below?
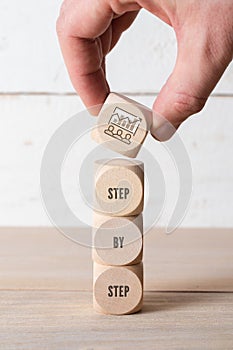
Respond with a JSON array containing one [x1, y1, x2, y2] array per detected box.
[[104, 107, 142, 145]]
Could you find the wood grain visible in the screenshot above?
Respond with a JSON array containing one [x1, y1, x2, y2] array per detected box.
[[1, 95, 233, 228], [0, 291, 233, 349], [1, 3, 232, 94], [0, 227, 233, 292], [92, 93, 151, 158], [93, 263, 143, 315], [92, 214, 143, 266], [94, 159, 144, 216], [1, 227, 233, 348]]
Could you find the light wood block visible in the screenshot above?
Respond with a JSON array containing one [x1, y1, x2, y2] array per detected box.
[[92, 214, 143, 266], [93, 263, 143, 315], [91, 93, 152, 158], [94, 159, 144, 216]]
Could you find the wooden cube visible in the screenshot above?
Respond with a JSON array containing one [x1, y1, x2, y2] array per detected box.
[[92, 213, 143, 266], [93, 263, 143, 315], [92, 93, 152, 158], [94, 159, 144, 216]]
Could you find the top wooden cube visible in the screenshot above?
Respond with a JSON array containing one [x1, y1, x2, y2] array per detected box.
[[92, 93, 152, 158]]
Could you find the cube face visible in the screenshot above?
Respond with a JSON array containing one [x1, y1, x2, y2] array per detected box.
[[94, 159, 144, 217], [91, 95, 147, 315], [92, 93, 152, 158], [93, 263, 143, 315], [92, 214, 143, 266]]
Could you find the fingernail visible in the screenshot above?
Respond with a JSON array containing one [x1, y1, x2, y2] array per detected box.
[[151, 112, 176, 141]]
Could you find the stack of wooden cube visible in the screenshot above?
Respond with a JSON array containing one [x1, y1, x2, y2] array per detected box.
[[92, 93, 151, 315]]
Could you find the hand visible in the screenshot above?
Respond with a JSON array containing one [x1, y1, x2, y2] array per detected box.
[[57, 0, 233, 138]]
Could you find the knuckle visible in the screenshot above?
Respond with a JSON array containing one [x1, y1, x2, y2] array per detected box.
[[173, 92, 207, 117]]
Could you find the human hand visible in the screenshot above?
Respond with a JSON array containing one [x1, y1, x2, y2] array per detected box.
[[57, 0, 233, 138]]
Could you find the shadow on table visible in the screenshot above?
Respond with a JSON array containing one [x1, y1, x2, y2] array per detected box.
[[142, 291, 224, 314]]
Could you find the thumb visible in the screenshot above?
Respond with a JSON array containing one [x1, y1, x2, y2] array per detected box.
[[151, 28, 232, 141]]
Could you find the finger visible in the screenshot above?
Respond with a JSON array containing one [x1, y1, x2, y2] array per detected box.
[[57, 0, 140, 112], [98, 11, 139, 102], [57, 0, 114, 110], [110, 11, 139, 49], [137, 0, 172, 26], [100, 11, 139, 77], [151, 24, 233, 141]]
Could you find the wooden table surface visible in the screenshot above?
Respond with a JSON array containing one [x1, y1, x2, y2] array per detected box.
[[0, 227, 233, 349]]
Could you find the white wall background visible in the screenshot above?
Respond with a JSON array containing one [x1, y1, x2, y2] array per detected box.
[[0, 1, 233, 227]]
